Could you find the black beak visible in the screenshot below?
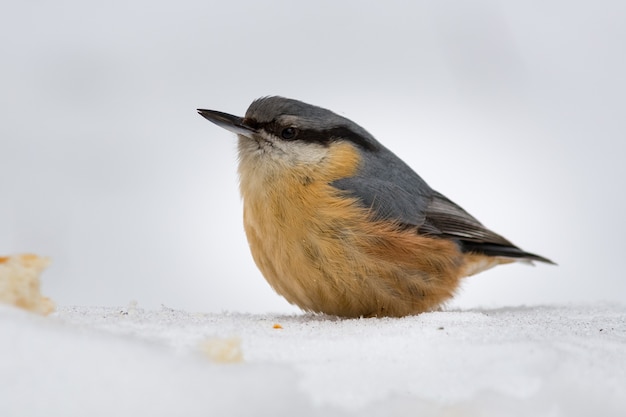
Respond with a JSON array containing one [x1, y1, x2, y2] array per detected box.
[[197, 109, 257, 138]]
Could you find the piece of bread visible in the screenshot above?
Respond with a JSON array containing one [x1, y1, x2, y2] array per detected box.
[[0, 254, 55, 315]]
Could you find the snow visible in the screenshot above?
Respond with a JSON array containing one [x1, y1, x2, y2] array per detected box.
[[1, 303, 625, 416]]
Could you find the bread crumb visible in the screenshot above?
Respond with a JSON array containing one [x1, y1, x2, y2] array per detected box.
[[0, 254, 55, 315], [273, 323, 283, 329], [199, 337, 243, 363]]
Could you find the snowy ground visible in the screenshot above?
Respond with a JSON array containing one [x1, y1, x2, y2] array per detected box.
[[1, 303, 625, 417]]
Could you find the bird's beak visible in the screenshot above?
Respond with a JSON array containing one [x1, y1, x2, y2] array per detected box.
[[197, 109, 256, 138]]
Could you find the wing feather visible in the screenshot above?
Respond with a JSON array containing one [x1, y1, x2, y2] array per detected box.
[[331, 178, 554, 264]]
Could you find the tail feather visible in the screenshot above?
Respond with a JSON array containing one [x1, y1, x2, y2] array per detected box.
[[460, 242, 556, 265]]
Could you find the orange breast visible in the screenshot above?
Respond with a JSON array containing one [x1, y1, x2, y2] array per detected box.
[[239, 142, 468, 317]]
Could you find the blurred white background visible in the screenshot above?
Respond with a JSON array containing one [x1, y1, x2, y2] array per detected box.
[[1, 0, 624, 313]]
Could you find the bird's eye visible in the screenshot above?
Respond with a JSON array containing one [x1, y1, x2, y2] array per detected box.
[[280, 127, 298, 140]]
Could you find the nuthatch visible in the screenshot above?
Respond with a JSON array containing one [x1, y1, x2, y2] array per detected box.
[[198, 97, 554, 317]]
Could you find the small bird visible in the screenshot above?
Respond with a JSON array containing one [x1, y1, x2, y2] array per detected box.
[[198, 97, 553, 317]]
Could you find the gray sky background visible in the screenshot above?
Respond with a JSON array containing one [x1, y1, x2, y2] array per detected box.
[[2, 0, 625, 313]]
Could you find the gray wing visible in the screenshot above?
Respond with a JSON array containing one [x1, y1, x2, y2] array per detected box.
[[331, 177, 553, 263], [331, 176, 508, 243], [331, 176, 430, 228]]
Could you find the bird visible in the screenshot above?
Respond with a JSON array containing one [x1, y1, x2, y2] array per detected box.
[[197, 96, 554, 318]]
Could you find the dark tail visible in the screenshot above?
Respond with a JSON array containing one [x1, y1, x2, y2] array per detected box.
[[461, 242, 556, 265]]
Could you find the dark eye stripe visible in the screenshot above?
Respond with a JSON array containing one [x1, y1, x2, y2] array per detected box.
[[315, 127, 379, 152], [257, 122, 378, 152]]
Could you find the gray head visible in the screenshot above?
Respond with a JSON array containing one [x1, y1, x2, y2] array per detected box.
[[243, 96, 379, 150], [198, 97, 381, 166]]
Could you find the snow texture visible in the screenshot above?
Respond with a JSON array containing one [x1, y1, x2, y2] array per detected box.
[[1, 303, 625, 416]]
